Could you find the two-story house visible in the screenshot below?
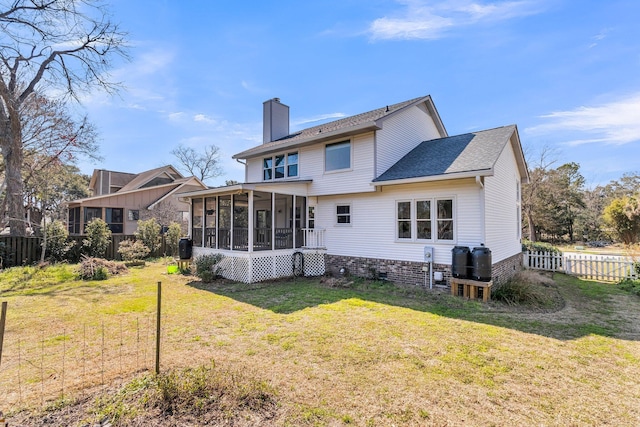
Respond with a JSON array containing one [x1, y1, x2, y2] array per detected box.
[[181, 96, 529, 288], [67, 165, 207, 235]]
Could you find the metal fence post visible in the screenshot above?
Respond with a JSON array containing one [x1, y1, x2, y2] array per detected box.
[[0, 301, 6, 368], [155, 281, 161, 375]]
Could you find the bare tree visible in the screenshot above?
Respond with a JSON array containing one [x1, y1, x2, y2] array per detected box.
[[0, 0, 127, 235], [171, 144, 223, 183], [521, 147, 557, 242]]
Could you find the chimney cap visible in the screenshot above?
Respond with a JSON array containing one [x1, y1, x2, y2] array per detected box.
[[273, 97, 280, 103]]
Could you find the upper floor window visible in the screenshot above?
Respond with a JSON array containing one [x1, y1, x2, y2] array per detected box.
[[263, 152, 298, 180], [325, 141, 350, 172]]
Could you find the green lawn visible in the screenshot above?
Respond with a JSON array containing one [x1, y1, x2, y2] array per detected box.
[[1, 262, 640, 426]]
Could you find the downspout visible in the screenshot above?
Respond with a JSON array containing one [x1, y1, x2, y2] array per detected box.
[[476, 176, 486, 244], [236, 158, 247, 183]]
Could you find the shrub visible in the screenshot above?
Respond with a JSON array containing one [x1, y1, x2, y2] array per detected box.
[[118, 239, 151, 261], [194, 254, 224, 282], [522, 239, 561, 254], [82, 218, 112, 258], [77, 255, 128, 280], [43, 220, 71, 262], [165, 222, 182, 257], [136, 218, 161, 255], [492, 271, 553, 306], [617, 279, 640, 297], [93, 362, 276, 424], [0, 241, 8, 268]]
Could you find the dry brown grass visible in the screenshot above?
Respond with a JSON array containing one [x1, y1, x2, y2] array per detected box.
[[1, 262, 640, 426]]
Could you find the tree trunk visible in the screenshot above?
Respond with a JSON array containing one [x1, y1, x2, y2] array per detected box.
[[527, 212, 537, 242], [0, 112, 26, 236]]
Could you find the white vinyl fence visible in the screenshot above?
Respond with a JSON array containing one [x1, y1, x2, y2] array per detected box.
[[524, 251, 639, 282]]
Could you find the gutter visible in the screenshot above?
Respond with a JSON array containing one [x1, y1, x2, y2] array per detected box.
[[233, 122, 380, 160], [371, 169, 493, 187]]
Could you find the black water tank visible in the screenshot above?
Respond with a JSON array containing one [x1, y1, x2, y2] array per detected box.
[[451, 246, 470, 278], [179, 238, 192, 260], [471, 246, 492, 281]]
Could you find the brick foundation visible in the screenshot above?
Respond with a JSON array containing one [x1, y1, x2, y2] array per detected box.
[[325, 252, 523, 290], [490, 252, 523, 287]]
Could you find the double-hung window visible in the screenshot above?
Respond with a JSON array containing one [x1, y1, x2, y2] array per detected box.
[[325, 141, 350, 171], [416, 200, 432, 239], [336, 204, 351, 224], [436, 200, 453, 240], [397, 201, 411, 238], [263, 152, 298, 180], [396, 198, 454, 241]]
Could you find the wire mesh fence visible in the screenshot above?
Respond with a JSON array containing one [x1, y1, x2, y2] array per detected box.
[[0, 312, 162, 412]]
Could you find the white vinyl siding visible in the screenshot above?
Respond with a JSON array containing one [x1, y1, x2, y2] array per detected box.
[[395, 198, 454, 242], [376, 103, 443, 177], [243, 133, 375, 196], [315, 179, 481, 266], [306, 133, 376, 196], [484, 139, 523, 263]]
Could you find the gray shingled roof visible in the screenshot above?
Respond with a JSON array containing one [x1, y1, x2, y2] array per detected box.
[[374, 125, 517, 182], [234, 96, 429, 159]]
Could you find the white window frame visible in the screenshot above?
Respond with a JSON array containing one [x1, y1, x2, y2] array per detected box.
[[307, 205, 315, 229], [324, 140, 352, 173], [416, 199, 432, 241], [396, 199, 412, 240], [335, 203, 352, 226], [395, 197, 455, 243], [263, 151, 298, 181], [435, 198, 455, 241]]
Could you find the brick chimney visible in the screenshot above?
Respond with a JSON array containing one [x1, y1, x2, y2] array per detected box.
[[263, 98, 289, 143]]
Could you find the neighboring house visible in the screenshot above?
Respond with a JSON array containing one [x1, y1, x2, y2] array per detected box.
[[180, 96, 529, 288], [67, 165, 207, 235]]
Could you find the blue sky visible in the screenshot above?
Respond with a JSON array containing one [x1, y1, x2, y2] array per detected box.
[[79, 0, 640, 187]]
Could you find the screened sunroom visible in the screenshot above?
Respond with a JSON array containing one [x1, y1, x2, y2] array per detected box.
[[180, 183, 326, 283]]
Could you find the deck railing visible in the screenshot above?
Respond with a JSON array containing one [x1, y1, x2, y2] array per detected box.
[[302, 228, 326, 249]]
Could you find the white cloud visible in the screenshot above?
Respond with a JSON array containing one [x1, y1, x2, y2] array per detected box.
[[194, 113, 216, 124], [168, 111, 185, 121], [526, 93, 640, 146], [368, 0, 541, 40], [588, 28, 610, 49]]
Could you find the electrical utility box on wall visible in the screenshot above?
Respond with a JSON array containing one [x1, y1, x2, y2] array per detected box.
[[424, 246, 434, 262]]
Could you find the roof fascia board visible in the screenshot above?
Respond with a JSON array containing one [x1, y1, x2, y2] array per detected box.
[[233, 123, 380, 160], [147, 177, 207, 209], [178, 180, 313, 199], [372, 169, 493, 187], [179, 184, 255, 198], [373, 95, 448, 138], [424, 96, 448, 137], [510, 126, 530, 184], [68, 181, 184, 204]]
